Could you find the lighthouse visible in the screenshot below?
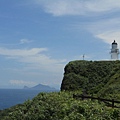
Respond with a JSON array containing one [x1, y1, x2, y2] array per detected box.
[[110, 40, 119, 60]]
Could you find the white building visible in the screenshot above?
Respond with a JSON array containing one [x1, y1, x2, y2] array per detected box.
[[110, 40, 119, 60]]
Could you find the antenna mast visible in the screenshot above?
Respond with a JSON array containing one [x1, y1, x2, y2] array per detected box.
[[83, 54, 85, 60]]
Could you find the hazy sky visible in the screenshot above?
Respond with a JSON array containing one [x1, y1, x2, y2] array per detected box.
[[0, 0, 120, 89]]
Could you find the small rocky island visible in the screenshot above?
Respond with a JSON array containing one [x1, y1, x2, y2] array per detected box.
[[24, 84, 56, 91]]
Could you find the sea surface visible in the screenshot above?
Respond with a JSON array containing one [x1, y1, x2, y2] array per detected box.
[[0, 89, 54, 110]]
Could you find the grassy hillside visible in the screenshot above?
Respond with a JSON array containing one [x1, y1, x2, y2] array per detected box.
[[99, 67, 120, 99], [61, 60, 120, 98], [0, 92, 120, 120], [1, 60, 120, 119]]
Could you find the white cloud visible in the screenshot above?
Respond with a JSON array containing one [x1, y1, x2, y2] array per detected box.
[[2, 47, 66, 88], [0, 47, 66, 73], [35, 0, 120, 16], [20, 39, 32, 44], [85, 0, 120, 12], [86, 18, 120, 47], [0, 47, 47, 56], [96, 31, 120, 46], [0, 39, 32, 46], [10, 80, 36, 86], [34, 0, 120, 47]]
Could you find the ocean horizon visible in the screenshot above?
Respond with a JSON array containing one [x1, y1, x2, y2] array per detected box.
[[0, 89, 57, 110]]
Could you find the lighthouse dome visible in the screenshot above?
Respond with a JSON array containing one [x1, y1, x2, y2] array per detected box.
[[112, 40, 117, 45]]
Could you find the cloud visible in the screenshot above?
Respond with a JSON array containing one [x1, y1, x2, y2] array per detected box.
[[0, 39, 32, 46], [2, 47, 66, 88], [10, 80, 36, 86], [32, 0, 120, 48], [0, 47, 47, 56], [20, 39, 32, 44], [34, 0, 120, 47], [0, 47, 66, 73], [86, 18, 120, 47], [35, 0, 120, 16], [96, 31, 120, 46]]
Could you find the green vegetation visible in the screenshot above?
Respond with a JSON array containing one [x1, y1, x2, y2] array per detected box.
[[0, 92, 120, 120], [1, 60, 120, 119], [61, 60, 120, 99]]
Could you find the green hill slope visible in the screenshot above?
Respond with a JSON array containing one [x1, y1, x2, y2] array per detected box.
[[99, 68, 120, 99], [61, 60, 120, 97], [1, 60, 120, 119], [0, 92, 120, 120]]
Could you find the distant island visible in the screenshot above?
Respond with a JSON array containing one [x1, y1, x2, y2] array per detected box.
[[23, 84, 56, 91]]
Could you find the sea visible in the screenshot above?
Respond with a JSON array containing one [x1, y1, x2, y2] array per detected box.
[[0, 89, 57, 110]]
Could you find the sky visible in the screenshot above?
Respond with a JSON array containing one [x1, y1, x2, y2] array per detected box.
[[0, 0, 120, 89]]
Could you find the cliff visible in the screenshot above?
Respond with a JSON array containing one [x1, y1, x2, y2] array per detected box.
[[61, 60, 120, 98]]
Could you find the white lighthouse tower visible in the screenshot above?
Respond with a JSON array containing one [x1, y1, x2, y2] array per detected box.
[[110, 40, 119, 60]]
